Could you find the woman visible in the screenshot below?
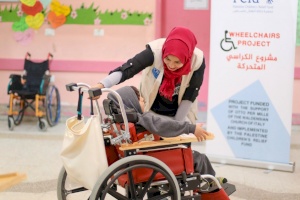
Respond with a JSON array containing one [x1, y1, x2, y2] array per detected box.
[[94, 26, 205, 125]]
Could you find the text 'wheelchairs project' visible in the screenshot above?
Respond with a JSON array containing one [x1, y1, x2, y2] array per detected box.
[[7, 53, 61, 131], [57, 83, 236, 200]]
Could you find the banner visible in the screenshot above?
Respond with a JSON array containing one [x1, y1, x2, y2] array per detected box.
[[207, 0, 297, 168]]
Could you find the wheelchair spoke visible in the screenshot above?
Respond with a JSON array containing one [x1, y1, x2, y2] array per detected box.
[[106, 188, 127, 200], [127, 170, 137, 199], [140, 169, 158, 197]]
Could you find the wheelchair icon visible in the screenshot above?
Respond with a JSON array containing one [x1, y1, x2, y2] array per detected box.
[[220, 30, 237, 52]]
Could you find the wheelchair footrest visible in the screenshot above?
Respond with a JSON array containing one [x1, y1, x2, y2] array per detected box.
[[206, 182, 236, 196], [222, 182, 236, 196]]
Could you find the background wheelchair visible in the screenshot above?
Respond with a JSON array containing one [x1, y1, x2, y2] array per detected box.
[[57, 83, 236, 200], [7, 52, 61, 131]]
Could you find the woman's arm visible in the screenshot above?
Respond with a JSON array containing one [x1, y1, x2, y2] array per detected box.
[[106, 47, 154, 85], [182, 57, 206, 102], [174, 58, 206, 121], [174, 100, 192, 121], [99, 71, 122, 88]]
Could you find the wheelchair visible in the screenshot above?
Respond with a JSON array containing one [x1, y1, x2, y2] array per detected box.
[[57, 83, 236, 200], [7, 52, 61, 131]]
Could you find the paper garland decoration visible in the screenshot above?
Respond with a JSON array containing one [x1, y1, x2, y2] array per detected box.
[[10, 0, 71, 44], [50, 0, 70, 16], [21, 1, 43, 16], [5, 0, 152, 44], [13, 28, 34, 45], [20, 0, 37, 7], [12, 17, 29, 32], [48, 0, 70, 28], [25, 12, 44, 30], [48, 11, 66, 28]]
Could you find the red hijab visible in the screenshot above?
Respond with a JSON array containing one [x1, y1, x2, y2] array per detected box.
[[159, 27, 197, 100]]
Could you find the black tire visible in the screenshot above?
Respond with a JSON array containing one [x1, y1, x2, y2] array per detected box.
[[89, 155, 180, 200], [9, 97, 24, 126], [38, 118, 48, 131], [57, 167, 90, 200], [8, 117, 14, 131], [45, 85, 61, 126]]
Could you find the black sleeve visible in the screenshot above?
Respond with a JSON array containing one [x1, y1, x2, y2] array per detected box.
[[182, 57, 206, 102], [109, 46, 154, 84]]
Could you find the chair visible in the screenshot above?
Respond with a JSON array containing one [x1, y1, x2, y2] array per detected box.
[[98, 96, 235, 199], [7, 52, 61, 131], [57, 84, 236, 200]]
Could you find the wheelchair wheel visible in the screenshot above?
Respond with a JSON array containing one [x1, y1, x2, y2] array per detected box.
[[9, 97, 24, 126], [37, 118, 48, 131], [57, 167, 91, 200], [8, 117, 15, 131], [89, 155, 180, 200], [45, 85, 61, 127]]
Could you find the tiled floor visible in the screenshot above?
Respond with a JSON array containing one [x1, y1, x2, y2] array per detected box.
[[0, 116, 299, 200]]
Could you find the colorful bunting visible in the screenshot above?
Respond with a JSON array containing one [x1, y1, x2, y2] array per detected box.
[[21, 1, 43, 16]]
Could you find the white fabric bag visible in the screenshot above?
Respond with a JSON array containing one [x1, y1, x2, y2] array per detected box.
[[60, 114, 108, 190]]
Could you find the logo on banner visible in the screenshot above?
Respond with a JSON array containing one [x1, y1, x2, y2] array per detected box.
[[219, 29, 280, 70], [220, 30, 238, 52], [233, 0, 273, 4], [232, 0, 275, 13]]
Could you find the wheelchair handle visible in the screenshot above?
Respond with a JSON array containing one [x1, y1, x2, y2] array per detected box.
[[88, 87, 102, 98], [48, 53, 53, 60], [25, 52, 53, 60], [25, 52, 31, 59], [65, 83, 131, 143]]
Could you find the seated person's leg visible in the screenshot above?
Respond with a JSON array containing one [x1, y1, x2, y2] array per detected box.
[[193, 150, 215, 176]]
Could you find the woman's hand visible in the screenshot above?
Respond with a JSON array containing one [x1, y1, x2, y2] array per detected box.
[[194, 123, 209, 142], [92, 83, 104, 89], [89, 83, 104, 100]]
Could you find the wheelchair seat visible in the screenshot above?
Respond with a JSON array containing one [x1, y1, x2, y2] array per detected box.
[[102, 97, 196, 188], [101, 109, 234, 199], [7, 52, 61, 131]]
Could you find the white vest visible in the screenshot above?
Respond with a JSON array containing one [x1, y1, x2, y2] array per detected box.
[[140, 38, 204, 124]]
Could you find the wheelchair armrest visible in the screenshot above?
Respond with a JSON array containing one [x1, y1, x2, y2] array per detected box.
[[8, 74, 23, 93], [113, 111, 138, 123], [103, 99, 113, 115], [119, 137, 196, 151], [103, 99, 138, 123], [119, 133, 214, 151]]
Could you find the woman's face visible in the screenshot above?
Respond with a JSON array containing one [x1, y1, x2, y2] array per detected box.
[[163, 55, 184, 71]]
